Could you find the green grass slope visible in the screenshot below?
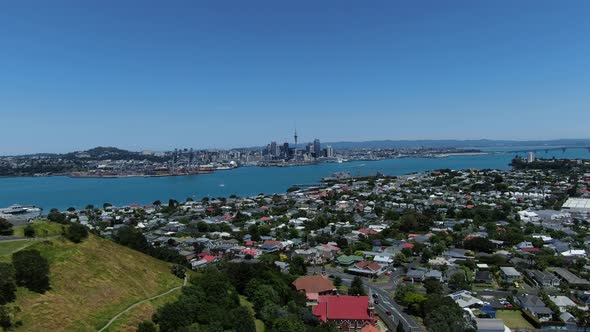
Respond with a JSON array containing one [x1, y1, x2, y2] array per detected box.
[[11, 234, 182, 332], [12, 220, 65, 237]]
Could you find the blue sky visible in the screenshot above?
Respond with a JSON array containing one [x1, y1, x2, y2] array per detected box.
[[1, 0, 589, 154]]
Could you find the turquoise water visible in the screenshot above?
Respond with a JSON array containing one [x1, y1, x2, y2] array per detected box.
[[1, 148, 589, 210]]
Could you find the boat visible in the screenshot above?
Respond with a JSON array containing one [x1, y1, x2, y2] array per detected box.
[[0, 205, 43, 215]]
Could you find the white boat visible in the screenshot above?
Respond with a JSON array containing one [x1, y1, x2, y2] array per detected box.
[[0, 205, 42, 215]]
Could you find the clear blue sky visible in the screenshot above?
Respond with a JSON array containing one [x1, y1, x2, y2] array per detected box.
[[1, 0, 589, 154]]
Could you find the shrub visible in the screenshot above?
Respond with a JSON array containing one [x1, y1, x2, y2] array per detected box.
[[12, 250, 50, 293], [65, 223, 89, 243]]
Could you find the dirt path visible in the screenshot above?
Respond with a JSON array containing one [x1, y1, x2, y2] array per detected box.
[[97, 276, 187, 332]]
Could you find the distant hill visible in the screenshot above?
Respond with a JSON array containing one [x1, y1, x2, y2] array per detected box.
[[319, 139, 590, 150], [63, 146, 167, 162], [2, 234, 182, 332]]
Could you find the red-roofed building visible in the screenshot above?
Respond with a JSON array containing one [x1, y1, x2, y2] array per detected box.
[[401, 243, 415, 249], [357, 228, 378, 235], [241, 248, 261, 258], [312, 295, 376, 331], [292, 275, 336, 300], [348, 260, 384, 276], [191, 254, 222, 269], [320, 243, 341, 252]]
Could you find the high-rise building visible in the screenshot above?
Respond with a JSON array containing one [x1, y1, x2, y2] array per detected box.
[[306, 143, 313, 156], [313, 139, 321, 158], [325, 145, 334, 158], [527, 152, 536, 163], [270, 141, 279, 157], [282, 142, 290, 158]]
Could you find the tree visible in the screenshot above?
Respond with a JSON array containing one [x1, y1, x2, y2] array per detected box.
[[47, 209, 66, 223], [12, 249, 50, 293], [333, 276, 342, 287], [0, 305, 16, 331], [23, 225, 35, 238], [396, 322, 405, 332], [463, 237, 495, 253], [273, 316, 306, 332], [65, 223, 88, 243], [289, 256, 307, 276], [0, 218, 13, 236], [113, 226, 149, 253], [0, 263, 16, 305], [423, 295, 467, 331], [171, 264, 186, 279], [423, 278, 443, 295], [348, 276, 366, 296], [449, 272, 470, 291], [394, 253, 407, 266], [230, 306, 256, 332], [136, 321, 157, 332]]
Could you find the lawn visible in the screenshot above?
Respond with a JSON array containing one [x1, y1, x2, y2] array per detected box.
[[13, 234, 183, 332], [496, 310, 535, 329], [0, 240, 35, 258], [12, 220, 65, 238]]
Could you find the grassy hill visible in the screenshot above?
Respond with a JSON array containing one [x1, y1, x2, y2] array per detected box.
[[2, 233, 183, 332], [12, 220, 65, 238]]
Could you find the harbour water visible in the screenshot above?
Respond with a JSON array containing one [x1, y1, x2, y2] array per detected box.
[[0, 148, 588, 210]]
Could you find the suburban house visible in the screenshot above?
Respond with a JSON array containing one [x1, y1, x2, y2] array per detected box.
[[550, 267, 590, 288], [526, 270, 560, 288], [336, 255, 364, 266], [449, 290, 484, 308], [516, 294, 553, 322], [347, 261, 384, 277], [499, 267, 521, 283], [292, 275, 336, 301], [190, 254, 222, 269], [406, 268, 427, 283], [474, 318, 506, 332], [312, 295, 377, 331], [474, 271, 494, 284], [549, 295, 587, 313]]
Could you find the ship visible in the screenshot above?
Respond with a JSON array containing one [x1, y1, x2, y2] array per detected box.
[[0, 204, 43, 215]]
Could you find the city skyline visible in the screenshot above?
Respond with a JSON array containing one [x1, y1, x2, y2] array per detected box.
[[1, 0, 590, 155]]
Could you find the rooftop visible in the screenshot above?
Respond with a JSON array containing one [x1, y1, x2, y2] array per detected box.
[[312, 295, 372, 322]]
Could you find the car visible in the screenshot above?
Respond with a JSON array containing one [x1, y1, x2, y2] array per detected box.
[[372, 294, 378, 299], [374, 300, 379, 305], [328, 275, 335, 279], [385, 271, 392, 276]]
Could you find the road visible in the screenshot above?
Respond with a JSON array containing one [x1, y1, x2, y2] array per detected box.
[[312, 267, 423, 332]]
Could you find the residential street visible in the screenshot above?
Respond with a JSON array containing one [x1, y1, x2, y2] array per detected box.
[[309, 266, 423, 332]]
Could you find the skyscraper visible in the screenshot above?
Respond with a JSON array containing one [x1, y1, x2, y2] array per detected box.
[[313, 139, 321, 158], [270, 141, 279, 157], [527, 152, 536, 163], [326, 145, 334, 158]]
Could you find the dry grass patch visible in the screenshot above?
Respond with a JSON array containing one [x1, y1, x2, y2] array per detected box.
[[14, 234, 182, 332]]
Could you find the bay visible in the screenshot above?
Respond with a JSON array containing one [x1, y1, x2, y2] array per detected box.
[[1, 148, 589, 210]]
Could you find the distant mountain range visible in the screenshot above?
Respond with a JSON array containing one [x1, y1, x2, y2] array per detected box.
[[316, 139, 590, 150], [5, 139, 590, 157]]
